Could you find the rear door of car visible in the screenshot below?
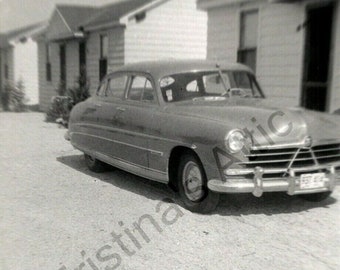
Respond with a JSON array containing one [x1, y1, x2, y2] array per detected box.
[[75, 79, 109, 154]]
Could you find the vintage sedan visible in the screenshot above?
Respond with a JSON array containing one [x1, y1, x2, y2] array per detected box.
[[67, 60, 340, 213]]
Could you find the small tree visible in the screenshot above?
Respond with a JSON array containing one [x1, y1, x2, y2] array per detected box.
[[12, 79, 26, 112]]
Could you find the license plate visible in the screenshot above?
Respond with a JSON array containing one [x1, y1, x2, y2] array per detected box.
[[300, 173, 326, 189]]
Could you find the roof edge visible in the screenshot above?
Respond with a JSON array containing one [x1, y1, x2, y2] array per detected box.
[[83, 21, 124, 32], [120, 0, 169, 25], [55, 6, 73, 34]]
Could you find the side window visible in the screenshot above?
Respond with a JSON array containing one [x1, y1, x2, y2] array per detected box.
[[127, 75, 155, 103], [106, 75, 128, 99], [203, 73, 231, 95], [186, 80, 199, 92], [143, 79, 155, 102]]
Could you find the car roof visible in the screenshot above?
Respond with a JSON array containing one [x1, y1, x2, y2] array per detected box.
[[108, 59, 253, 79]]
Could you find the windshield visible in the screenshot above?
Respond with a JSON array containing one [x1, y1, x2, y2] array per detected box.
[[160, 70, 264, 102]]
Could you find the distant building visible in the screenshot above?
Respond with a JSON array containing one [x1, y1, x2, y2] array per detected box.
[[36, 0, 207, 111], [198, 0, 340, 113], [0, 22, 46, 105]]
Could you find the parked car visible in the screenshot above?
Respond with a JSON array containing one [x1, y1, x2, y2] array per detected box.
[[66, 60, 340, 213]]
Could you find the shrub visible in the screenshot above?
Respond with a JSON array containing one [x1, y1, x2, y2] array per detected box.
[[45, 72, 90, 127], [45, 96, 72, 124], [11, 79, 27, 112], [0, 80, 27, 112]]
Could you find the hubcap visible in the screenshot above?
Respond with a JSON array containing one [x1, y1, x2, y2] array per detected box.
[[182, 161, 204, 202]]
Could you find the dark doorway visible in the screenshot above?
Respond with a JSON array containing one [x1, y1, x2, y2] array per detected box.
[[60, 44, 66, 86], [99, 35, 108, 81], [301, 3, 334, 112]]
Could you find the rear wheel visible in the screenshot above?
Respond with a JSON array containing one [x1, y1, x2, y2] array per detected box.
[[177, 153, 220, 213], [84, 154, 107, 173], [299, 191, 332, 202]]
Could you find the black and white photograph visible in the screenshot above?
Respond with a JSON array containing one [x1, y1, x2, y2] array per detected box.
[[0, 0, 339, 269]]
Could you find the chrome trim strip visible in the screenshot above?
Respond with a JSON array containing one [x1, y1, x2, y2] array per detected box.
[[72, 142, 169, 183], [251, 139, 340, 150], [245, 150, 297, 157], [71, 131, 164, 157], [75, 122, 181, 145], [251, 142, 306, 150]]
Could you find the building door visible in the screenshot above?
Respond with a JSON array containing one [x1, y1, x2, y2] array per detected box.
[[301, 3, 334, 112], [60, 44, 66, 87]]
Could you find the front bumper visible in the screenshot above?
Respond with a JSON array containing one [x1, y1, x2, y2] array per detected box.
[[208, 165, 340, 197]]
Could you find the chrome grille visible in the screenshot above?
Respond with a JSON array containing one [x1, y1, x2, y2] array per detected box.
[[239, 143, 340, 178], [312, 144, 340, 164]]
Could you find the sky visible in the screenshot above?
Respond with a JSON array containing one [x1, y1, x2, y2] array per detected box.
[[0, 0, 119, 33]]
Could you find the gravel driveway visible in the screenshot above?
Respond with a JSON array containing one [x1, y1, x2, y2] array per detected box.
[[0, 112, 339, 270]]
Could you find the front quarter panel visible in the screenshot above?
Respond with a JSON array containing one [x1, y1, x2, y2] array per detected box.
[[148, 108, 230, 181]]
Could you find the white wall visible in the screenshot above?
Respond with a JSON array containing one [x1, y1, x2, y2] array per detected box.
[[38, 40, 61, 112], [206, 5, 238, 63], [66, 40, 80, 89], [13, 38, 39, 104], [330, 1, 340, 113], [125, 0, 207, 63], [256, 3, 305, 108]]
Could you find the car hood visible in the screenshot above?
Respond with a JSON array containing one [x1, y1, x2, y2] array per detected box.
[[164, 98, 340, 147]]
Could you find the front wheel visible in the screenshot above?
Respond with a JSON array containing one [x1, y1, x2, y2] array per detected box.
[[177, 153, 220, 213], [299, 191, 332, 202]]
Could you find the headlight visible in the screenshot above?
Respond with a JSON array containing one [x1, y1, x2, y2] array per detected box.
[[225, 129, 247, 153]]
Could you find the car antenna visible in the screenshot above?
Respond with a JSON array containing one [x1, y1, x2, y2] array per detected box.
[[216, 63, 229, 95]]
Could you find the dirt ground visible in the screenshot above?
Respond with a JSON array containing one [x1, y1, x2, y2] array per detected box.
[[0, 112, 339, 270]]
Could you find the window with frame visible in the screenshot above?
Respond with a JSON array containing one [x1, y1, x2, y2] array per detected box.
[[238, 10, 258, 73], [127, 75, 155, 102], [46, 43, 52, 82], [106, 74, 128, 99]]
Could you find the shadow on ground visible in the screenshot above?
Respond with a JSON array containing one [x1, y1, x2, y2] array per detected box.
[[57, 154, 337, 216]]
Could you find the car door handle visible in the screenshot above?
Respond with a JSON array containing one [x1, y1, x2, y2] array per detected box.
[[94, 103, 102, 108]]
